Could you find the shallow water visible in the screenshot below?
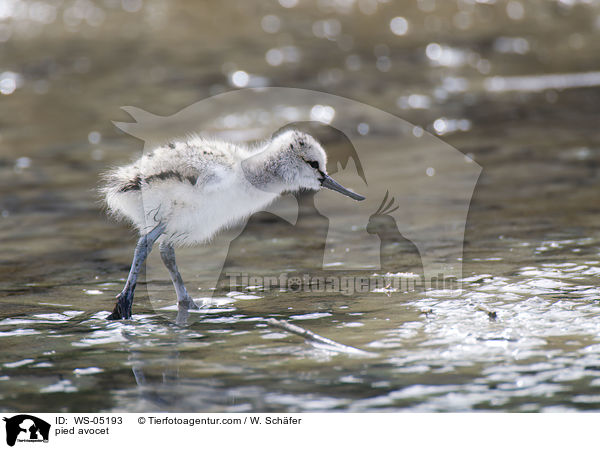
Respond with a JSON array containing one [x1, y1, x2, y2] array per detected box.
[[1, 0, 600, 412]]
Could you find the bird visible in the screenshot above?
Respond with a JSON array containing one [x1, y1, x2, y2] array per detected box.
[[102, 129, 365, 320], [366, 191, 424, 277]]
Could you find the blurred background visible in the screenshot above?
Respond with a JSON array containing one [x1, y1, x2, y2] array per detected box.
[[1, 0, 600, 412]]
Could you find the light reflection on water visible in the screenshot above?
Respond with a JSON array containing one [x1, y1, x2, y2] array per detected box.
[[2, 251, 600, 411], [1, 0, 600, 412]]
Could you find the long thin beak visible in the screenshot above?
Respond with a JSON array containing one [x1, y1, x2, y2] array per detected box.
[[320, 174, 365, 201]]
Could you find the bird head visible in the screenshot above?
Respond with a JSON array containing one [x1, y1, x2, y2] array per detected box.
[[270, 130, 365, 201], [366, 191, 399, 234]]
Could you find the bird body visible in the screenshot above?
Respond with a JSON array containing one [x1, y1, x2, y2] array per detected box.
[[102, 130, 365, 319], [104, 137, 278, 246]]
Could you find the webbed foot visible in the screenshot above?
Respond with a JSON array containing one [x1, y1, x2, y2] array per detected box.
[[107, 291, 133, 320]]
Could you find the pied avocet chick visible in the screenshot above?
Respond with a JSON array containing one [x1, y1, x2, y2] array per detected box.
[[102, 130, 365, 319]]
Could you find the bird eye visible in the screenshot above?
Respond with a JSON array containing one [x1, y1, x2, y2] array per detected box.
[[307, 161, 319, 169]]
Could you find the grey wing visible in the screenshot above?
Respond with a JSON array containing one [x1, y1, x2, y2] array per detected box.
[[142, 142, 236, 190]]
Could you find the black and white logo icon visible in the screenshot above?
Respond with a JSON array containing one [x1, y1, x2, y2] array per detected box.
[[3, 415, 50, 447]]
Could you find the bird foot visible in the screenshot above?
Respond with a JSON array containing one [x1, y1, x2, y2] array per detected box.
[[107, 292, 133, 320], [178, 296, 200, 310]]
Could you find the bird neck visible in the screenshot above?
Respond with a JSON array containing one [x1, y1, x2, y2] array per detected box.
[[240, 145, 288, 194]]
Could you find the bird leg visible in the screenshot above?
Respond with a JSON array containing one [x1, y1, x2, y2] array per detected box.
[[159, 242, 199, 312], [107, 223, 165, 320]]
